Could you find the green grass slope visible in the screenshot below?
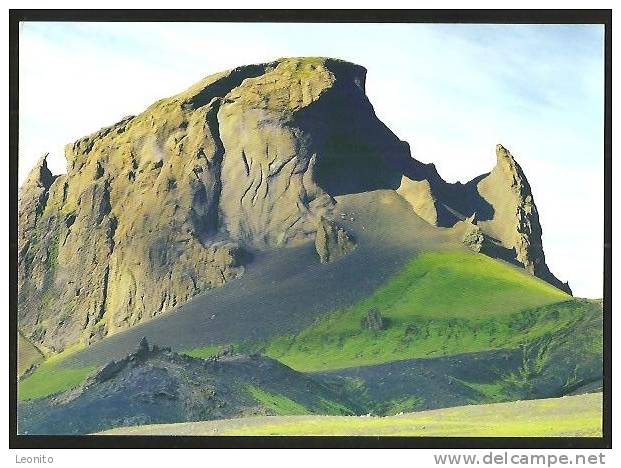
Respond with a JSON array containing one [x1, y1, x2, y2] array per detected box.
[[99, 392, 602, 437], [242, 383, 353, 417], [316, 298, 602, 416], [18, 343, 95, 401], [259, 250, 570, 371]]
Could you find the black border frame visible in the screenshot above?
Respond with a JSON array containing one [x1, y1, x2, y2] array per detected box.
[[8, 9, 612, 450]]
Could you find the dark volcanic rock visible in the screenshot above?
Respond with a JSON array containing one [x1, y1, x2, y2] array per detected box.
[[361, 308, 384, 331], [17, 342, 359, 435]]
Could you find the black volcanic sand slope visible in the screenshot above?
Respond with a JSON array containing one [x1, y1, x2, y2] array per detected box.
[[18, 341, 359, 435], [61, 190, 459, 368]]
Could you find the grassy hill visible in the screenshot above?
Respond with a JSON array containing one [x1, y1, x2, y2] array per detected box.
[[182, 250, 601, 418], [99, 392, 602, 437], [19, 248, 599, 408], [190, 250, 574, 371]]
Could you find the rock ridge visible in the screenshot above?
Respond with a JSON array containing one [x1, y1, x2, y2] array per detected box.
[[397, 144, 571, 294]]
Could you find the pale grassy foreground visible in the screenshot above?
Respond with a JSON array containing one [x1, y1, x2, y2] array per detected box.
[[99, 392, 602, 437]]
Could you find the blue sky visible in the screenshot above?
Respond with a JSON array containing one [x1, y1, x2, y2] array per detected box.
[[18, 22, 605, 297]]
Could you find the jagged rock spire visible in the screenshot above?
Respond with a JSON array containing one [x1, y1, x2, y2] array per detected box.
[[23, 153, 54, 189], [397, 144, 571, 294], [136, 337, 150, 354]]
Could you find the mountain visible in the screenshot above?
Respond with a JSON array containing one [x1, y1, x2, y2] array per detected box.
[[16, 58, 601, 437], [18, 57, 570, 356]]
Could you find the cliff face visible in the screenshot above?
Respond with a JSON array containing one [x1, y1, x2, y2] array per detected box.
[[17, 58, 400, 352], [18, 57, 570, 353]]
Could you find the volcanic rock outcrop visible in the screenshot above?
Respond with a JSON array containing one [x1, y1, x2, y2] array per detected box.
[[18, 57, 570, 354], [315, 217, 356, 263], [17, 339, 358, 435]]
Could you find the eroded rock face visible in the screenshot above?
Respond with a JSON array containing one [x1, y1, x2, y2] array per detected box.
[[216, 58, 405, 247], [396, 176, 438, 226], [217, 59, 337, 248], [18, 66, 273, 351], [18, 58, 398, 352], [476, 146, 571, 293], [476, 146, 548, 274]]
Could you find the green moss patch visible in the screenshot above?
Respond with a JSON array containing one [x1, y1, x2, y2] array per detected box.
[[182, 344, 224, 359], [18, 343, 96, 401], [244, 384, 310, 416]]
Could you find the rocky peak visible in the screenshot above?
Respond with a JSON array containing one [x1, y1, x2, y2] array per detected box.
[[491, 144, 533, 196], [397, 144, 571, 294], [18, 154, 55, 231], [495, 143, 517, 165], [17, 57, 392, 352], [22, 154, 54, 191], [477, 146, 571, 293]]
